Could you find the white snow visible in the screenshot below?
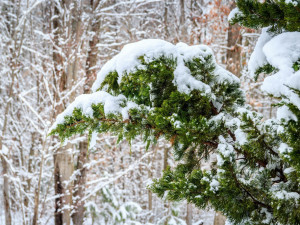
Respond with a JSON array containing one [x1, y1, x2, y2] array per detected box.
[[263, 32, 300, 71], [173, 55, 211, 94], [214, 65, 240, 84], [258, 32, 300, 98], [217, 136, 234, 165], [249, 31, 300, 120], [53, 39, 242, 129], [278, 143, 293, 154], [210, 113, 226, 124], [284, 167, 295, 174], [202, 176, 210, 182], [225, 117, 241, 128], [285, 0, 298, 6], [225, 219, 234, 225], [277, 105, 297, 121], [92, 39, 174, 91], [0, 145, 9, 155], [274, 190, 300, 200], [234, 128, 248, 145], [248, 28, 273, 77], [216, 154, 225, 166], [92, 39, 239, 95], [89, 131, 98, 149], [228, 8, 241, 22], [173, 121, 182, 129], [175, 41, 213, 60], [210, 179, 220, 192], [51, 91, 137, 130], [276, 125, 284, 134], [261, 208, 273, 224], [286, 70, 300, 90], [218, 143, 234, 158]]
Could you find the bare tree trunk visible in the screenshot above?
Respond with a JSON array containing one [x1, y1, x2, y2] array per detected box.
[[0, 72, 15, 225], [163, 147, 169, 171], [25, 133, 34, 209], [186, 203, 193, 225], [0, 83, 13, 224], [162, 146, 169, 215], [148, 155, 153, 211], [54, 145, 74, 225], [32, 148, 45, 225], [52, 1, 74, 224], [179, 0, 185, 25], [164, 0, 169, 38], [226, 1, 242, 76], [84, 14, 100, 93], [72, 141, 88, 225], [0, 2, 22, 223], [179, 0, 187, 41], [213, 211, 226, 225], [1, 153, 12, 225], [72, 2, 101, 224]]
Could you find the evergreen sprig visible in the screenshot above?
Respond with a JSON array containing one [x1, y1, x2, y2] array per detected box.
[[231, 0, 300, 33], [51, 6, 300, 222]]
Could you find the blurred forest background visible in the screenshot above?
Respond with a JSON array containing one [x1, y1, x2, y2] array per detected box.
[[0, 0, 275, 224]]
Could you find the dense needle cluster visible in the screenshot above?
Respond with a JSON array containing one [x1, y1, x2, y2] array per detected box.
[[51, 1, 300, 224]]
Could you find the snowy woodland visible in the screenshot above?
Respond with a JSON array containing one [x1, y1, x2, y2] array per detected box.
[[1, 0, 299, 225]]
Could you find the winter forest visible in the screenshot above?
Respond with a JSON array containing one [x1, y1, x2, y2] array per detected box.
[[0, 0, 299, 225]]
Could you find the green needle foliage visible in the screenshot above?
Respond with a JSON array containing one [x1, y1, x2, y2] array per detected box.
[[50, 49, 244, 161], [51, 1, 300, 223], [230, 0, 300, 33]]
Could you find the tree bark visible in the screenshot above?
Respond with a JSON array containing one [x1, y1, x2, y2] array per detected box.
[[0, 76, 15, 225], [32, 146, 45, 225], [0, 2, 21, 224], [179, 0, 187, 40], [1, 152, 12, 225], [226, 1, 242, 76], [72, 141, 88, 225], [164, 0, 169, 38], [213, 211, 227, 225], [0, 49, 17, 225], [54, 145, 74, 225], [72, 2, 101, 224], [186, 203, 193, 225], [52, 1, 74, 224], [148, 154, 153, 211], [163, 147, 169, 170]]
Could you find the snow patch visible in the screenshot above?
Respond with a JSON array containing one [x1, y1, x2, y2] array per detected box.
[[278, 143, 293, 154], [261, 208, 273, 224], [259, 32, 300, 98], [217, 136, 235, 165], [277, 105, 297, 121], [51, 91, 137, 130], [1, 145, 9, 155], [210, 179, 220, 192], [284, 167, 295, 174], [234, 128, 247, 145], [274, 190, 300, 200], [285, 0, 298, 6], [248, 28, 273, 76], [89, 131, 98, 149], [92, 39, 239, 95], [228, 8, 241, 22]]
